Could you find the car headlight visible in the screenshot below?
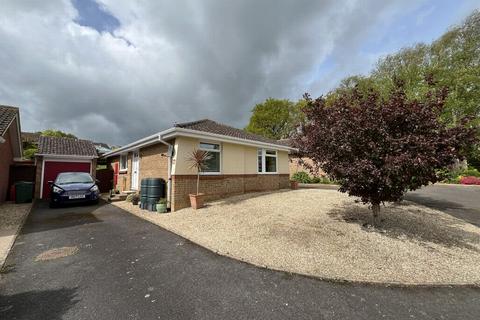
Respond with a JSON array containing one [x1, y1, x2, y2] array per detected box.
[[90, 185, 99, 192], [52, 186, 63, 193]]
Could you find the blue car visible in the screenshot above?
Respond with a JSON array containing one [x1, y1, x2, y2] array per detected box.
[[49, 172, 100, 208]]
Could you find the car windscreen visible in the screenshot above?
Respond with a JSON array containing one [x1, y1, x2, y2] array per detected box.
[[55, 172, 93, 185]]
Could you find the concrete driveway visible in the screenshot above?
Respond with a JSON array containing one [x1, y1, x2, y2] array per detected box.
[[1, 200, 479, 320], [406, 184, 480, 227]]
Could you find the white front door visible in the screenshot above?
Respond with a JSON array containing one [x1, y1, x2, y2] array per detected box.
[[131, 151, 140, 190]]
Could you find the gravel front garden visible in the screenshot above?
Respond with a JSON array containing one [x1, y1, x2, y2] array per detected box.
[[112, 189, 480, 285], [0, 202, 32, 269]]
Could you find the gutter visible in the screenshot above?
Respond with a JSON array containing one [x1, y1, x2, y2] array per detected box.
[[158, 135, 173, 209]]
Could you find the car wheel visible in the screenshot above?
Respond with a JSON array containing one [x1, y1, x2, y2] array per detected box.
[[91, 199, 99, 206]]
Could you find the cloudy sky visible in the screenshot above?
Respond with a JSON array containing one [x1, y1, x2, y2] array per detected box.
[[1, 0, 479, 145]]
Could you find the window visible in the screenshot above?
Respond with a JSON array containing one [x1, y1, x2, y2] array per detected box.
[[257, 149, 277, 173], [199, 142, 221, 173], [120, 154, 128, 171]]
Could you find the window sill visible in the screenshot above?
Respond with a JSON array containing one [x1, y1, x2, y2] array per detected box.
[[257, 172, 279, 175], [119, 169, 128, 174], [199, 172, 221, 175]]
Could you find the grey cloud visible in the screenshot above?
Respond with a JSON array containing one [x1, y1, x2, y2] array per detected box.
[[0, 0, 425, 145]]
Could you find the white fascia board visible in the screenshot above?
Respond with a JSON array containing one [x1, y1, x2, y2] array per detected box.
[[162, 128, 296, 152], [102, 128, 176, 158]]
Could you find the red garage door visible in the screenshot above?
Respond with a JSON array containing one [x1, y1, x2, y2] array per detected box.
[[42, 161, 91, 199]]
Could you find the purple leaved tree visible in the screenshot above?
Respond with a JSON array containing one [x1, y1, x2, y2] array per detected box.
[[293, 80, 478, 225]]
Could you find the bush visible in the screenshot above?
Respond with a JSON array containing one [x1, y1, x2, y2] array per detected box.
[[125, 193, 134, 202], [292, 172, 311, 183], [311, 177, 322, 183], [462, 167, 480, 177], [440, 166, 480, 183]]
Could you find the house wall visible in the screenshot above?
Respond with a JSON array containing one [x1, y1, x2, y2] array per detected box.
[[108, 144, 169, 193], [138, 144, 169, 190], [289, 156, 325, 177], [170, 136, 290, 211], [109, 154, 133, 191], [0, 125, 15, 202], [172, 136, 289, 175]]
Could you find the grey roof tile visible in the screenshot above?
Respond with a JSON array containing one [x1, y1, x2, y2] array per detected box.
[[175, 119, 282, 145], [0, 105, 19, 136], [38, 136, 97, 157]]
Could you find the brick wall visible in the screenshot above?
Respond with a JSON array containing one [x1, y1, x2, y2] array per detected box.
[[171, 174, 290, 211], [139, 144, 169, 183], [0, 125, 14, 202], [107, 143, 169, 192], [289, 156, 325, 177], [109, 154, 132, 191]]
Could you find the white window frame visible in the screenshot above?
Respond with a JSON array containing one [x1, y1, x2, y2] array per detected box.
[[119, 154, 128, 172], [199, 141, 221, 175], [257, 149, 278, 174]]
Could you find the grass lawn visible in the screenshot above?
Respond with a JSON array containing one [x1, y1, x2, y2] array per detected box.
[[113, 189, 480, 285]]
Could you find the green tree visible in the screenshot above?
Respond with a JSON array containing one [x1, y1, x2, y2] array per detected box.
[[22, 129, 77, 159], [329, 10, 480, 168], [245, 98, 304, 140], [41, 129, 77, 139]]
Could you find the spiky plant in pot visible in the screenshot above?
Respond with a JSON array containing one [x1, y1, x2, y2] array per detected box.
[[186, 149, 212, 209]]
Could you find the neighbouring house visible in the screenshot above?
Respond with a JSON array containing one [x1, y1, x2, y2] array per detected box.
[[0, 105, 23, 202], [277, 138, 326, 178], [103, 119, 295, 211], [35, 136, 98, 199], [93, 142, 115, 156], [21, 131, 41, 147]]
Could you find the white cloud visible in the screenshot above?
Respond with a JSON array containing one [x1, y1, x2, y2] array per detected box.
[[0, 0, 455, 144]]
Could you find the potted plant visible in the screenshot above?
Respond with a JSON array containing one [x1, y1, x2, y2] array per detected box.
[[290, 180, 299, 190], [156, 198, 167, 213], [186, 149, 212, 209], [131, 194, 140, 205]]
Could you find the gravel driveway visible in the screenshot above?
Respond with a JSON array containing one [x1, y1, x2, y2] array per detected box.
[[114, 189, 480, 285]]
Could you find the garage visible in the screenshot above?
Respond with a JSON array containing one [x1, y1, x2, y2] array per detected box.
[[35, 136, 98, 199], [41, 160, 92, 199]]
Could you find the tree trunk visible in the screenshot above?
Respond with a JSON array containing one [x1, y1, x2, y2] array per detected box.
[[372, 203, 380, 227], [196, 173, 200, 196]]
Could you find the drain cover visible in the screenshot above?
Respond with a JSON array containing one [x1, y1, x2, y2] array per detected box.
[[35, 246, 79, 261]]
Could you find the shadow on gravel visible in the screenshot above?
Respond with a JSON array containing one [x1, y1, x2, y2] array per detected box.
[[0, 287, 79, 320], [328, 202, 480, 252]]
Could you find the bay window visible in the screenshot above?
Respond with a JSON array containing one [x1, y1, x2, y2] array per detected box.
[[257, 149, 277, 173], [199, 142, 221, 173]]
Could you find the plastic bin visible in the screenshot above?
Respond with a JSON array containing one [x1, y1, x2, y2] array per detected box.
[[15, 181, 33, 204]]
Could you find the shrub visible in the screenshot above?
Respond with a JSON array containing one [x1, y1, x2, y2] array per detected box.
[[131, 194, 140, 202], [311, 177, 322, 183], [462, 167, 480, 177], [125, 193, 134, 202], [292, 172, 311, 183], [459, 176, 480, 185]]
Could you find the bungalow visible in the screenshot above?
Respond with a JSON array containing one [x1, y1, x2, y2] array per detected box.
[[0, 105, 23, 202], [103, 119, 295, 211]]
